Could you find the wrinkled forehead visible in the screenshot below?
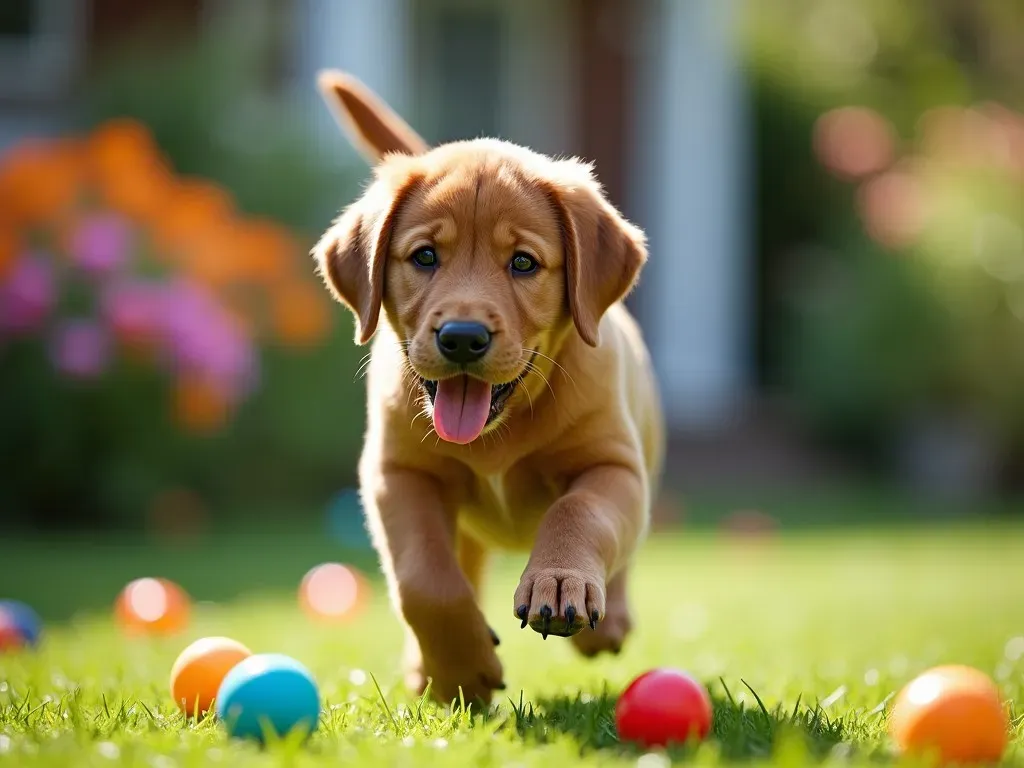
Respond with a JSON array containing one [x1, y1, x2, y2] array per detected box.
[[391, 159, 564, 261]]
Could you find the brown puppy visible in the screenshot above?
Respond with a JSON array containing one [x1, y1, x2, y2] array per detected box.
[[313, 71, 665, 705]]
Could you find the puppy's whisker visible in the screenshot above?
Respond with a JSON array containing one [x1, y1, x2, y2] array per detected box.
[[520, 348, 557, 400], [523, 360, 556, 403], [522, 375, 535, 418], [354, 352, 374, 381], [532, 350, 576, 390]]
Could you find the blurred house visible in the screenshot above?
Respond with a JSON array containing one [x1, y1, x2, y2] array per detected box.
[[1, 0, 751, 438]]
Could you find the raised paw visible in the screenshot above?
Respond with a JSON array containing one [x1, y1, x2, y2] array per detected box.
[[513, 568, 605, 639]]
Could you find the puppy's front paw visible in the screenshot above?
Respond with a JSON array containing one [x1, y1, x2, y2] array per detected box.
[[513, 568, 605, 638], [405, 600, 505, 706]]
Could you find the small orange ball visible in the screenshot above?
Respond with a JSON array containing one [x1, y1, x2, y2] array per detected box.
[[170, 636, 252, 717], [298, 563, 368, 623], [115, 577, 191, 635], [890, 665, 1009, 764]]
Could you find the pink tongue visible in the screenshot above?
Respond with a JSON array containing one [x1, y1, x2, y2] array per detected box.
[[432, 375, 492, 444]]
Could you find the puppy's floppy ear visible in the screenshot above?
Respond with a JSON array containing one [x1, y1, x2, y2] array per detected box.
[[546, 163, 648, 346], [317, 69, 429, 163], [313, 170, 422, 344]]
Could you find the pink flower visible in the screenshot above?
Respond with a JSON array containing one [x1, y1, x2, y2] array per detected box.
[[70, 213, 132, 277], [49, 320, 111, 380], [0, 254, 55, 335], [101, 279, 164, 346], [159, 279, 259, 401], [814, 106, 896, 180]]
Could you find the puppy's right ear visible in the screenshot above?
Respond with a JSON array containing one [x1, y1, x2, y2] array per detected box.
[[313, 171, 422, 344], [317, 69, 429, 163]]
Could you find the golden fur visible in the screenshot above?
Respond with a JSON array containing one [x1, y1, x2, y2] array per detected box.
[[313, 71, 665, 704]]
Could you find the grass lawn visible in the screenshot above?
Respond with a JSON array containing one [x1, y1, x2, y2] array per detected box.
[[1, 520, 1023, 766]]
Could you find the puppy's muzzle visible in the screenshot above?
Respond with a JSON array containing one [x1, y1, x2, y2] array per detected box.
[[435, 321, 492, 365]]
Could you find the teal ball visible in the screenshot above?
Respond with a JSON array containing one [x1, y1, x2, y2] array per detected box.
[[215, 653, 320, 742]]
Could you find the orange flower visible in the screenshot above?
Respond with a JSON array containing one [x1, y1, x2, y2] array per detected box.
[[88, 119, 162, 174], [232, 219, 295, 284], [271, 280, 333, 347], [172, 376, 231, 433], [0, 138, 86, 227], [0, 226, 17, 279], [177, 222, 249, 287], [151, 179, 235, 258], [88, 120, 175, 223]]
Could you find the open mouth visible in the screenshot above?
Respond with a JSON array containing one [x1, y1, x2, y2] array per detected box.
[[420, 375, 524, 425], [408, 350, 538, 444]]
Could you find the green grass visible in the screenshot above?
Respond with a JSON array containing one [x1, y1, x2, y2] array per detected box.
[[1, 523, 1023, 766]]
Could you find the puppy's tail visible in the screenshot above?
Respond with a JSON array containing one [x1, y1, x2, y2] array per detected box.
[[317, 69, 429, 164]]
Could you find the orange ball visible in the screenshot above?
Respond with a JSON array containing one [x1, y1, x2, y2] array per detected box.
[[115, 577, 191, 635], [890, 665, 1008, 764], [298, 563, 368, 623], [170, 636, 252, 717]]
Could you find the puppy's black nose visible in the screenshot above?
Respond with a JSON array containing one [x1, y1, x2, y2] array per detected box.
[[436, 321, 491, 364]]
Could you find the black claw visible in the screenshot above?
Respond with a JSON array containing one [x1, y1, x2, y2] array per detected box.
[[540, 604, 552, 639], [565, 605, 577, 628], [589, 609, 600, 630], [489, 626, 501, 646], [516, 604, 528, 628]]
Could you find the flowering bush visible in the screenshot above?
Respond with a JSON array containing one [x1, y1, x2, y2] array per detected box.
[[0, 119, 332, 433], [0, 120, 336, 526], [795, 102, 1024, 481]]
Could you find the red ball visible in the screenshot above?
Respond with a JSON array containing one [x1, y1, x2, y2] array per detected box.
[[615, 668, 713, 748]]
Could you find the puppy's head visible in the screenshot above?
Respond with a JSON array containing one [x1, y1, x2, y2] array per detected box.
[[314, 75, 647, 445]]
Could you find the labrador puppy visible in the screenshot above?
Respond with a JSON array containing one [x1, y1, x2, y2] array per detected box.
[[312, 71, 665, 704]]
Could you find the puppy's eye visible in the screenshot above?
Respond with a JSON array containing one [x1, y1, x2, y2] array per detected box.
[[509, 252, 538, 275], [411, 247, 438, 269]]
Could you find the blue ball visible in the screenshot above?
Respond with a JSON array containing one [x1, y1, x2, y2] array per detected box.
[[0, 601, 41, 646], [215, 653, 320, 742]]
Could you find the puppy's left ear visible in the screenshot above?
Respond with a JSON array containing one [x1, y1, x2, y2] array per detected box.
[[548, 165, 648, 347]]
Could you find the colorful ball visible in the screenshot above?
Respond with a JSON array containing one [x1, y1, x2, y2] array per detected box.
[[0, 610, 24, 652], [890, 665, 1008, 764], [215, 653, 320, 742], [0, 600, 41, 646], [615, 668, 714, 748], [115, 577, 191, 635], [298, 562, 367, 623], [170, 636, 252, 717]]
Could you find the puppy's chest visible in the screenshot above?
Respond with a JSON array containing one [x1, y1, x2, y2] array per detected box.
[[458, 466, 560, 551]]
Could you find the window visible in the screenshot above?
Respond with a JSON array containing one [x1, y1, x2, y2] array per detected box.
[[0, 0, 84, 101], [0, 0, 35, 39], [412, 1, 504, 143]]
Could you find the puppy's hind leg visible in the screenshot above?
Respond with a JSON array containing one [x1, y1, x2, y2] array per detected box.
[[571, 567, 633, 657]]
